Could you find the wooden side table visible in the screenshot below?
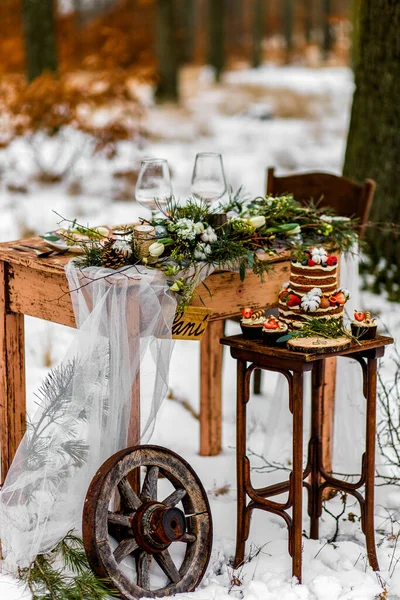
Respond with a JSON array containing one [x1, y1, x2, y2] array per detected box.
[[221, 334, 393, 583]]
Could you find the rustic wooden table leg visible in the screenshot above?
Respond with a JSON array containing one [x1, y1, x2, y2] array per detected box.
[[291, 371, 304, 582], [0, 261, 26, 485], [234, 358, 247, 569], [321, 356, 336, 474], [309, 360, 324, 540], [363, 356, 379, 571], [199, 319, 224, 456]]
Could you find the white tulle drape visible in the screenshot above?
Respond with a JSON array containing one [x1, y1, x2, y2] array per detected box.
[[0, 262, 177, 571], [263, 250, 366, 474]]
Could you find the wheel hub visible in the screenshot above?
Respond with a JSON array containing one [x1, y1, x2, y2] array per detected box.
[[132, 501, 186, 553]]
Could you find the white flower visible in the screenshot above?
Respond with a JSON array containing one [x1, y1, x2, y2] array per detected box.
[[321, 214, 351, 222], [94, 226, 110, 237], [286, 224, 301, 236], [248, 216, 266, 229], [148, 241, 165, 257], [311, 247, 328, 264], [175, 218, 197, 241], [227, 210, 239, 220], [301, 293, 321, 312], [201, 226, 217, 243], [113, 239, 132, 255], [340, 288, 351, 300], [194, 221, 205, 235], [309, 287, 322, 297], [194, 243, 212, 260], [170, 279, 184, 292]]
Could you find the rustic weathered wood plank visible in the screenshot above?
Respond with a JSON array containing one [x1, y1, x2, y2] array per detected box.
[[200, 320, 224, 456], [0, 261, 26, 484]]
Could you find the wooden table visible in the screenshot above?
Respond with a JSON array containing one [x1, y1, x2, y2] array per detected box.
[[0, 237, 336, 483], [221, 334, 393, 582]]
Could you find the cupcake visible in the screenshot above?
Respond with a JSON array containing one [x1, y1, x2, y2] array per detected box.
[[351, 311, 377, 340], [261, 316, 288, 346], [240, 308, 265, 340]]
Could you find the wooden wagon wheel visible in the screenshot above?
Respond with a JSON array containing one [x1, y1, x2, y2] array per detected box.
[[82, 445, 213, 599]]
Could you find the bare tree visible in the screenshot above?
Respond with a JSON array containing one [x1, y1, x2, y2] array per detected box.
[[21, 0, 58, 81]]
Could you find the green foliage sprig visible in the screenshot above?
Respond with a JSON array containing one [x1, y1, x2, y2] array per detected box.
[[18, 531, 117, 599], [278, 317, 353, 343]]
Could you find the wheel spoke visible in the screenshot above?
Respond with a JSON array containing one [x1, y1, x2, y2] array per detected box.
[[140, 466, 159, 501], [136, 550, 151, 589], [107, 512, 132, 528], [113, 538, 139, 563], [180, 532, 196, 543], [118, 477, 141, 510], [154, 549, 181, 583], [162, 488, 186, 507]]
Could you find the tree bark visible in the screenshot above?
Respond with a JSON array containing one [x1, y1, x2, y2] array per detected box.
[[283, 0, 294, 62], [350, 0, 362, 69], [252, 0, 265, 68], [321, 0, 333, 59], [304, 0, 313, 43], [343, 0, 400, 300], [208, 0, 225, 82], [21, 0, 58, 81], [155, 0, 179, 103]]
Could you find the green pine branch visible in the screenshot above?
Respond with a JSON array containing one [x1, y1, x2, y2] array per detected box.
[[18, 532, 117, 599]]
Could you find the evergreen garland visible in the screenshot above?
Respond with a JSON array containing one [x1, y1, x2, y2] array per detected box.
[[18, 532, 117, 599], [54, 190, 359, 311]]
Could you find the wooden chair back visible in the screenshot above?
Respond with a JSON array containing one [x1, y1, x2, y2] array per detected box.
[[266, 168, 375, 239]]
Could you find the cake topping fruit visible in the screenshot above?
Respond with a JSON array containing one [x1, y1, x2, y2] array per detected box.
[[354, 311, 366, 322], [241, 308, 253, 319], [353, 311, 376, 326], [287, 293, 302, 307]]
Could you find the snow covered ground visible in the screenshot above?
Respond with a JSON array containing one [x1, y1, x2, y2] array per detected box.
[[1, 65, 399, 599]]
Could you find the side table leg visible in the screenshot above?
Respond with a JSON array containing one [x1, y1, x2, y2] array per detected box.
[[234, 359, 247, 569], [310, 360, 324, 540], [364, 357, 379, 571], [0, 262, 26, 484], [321, 356, 336, 474], [291, 371, 304, 582], [200, 320, 224, 456]]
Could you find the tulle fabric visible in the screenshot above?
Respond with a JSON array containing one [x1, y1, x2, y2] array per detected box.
[[262, 250, 366, 474], [0, 262, 177, 571]]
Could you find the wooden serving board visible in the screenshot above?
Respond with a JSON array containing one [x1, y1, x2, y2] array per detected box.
[[287, 336, 351, 354]]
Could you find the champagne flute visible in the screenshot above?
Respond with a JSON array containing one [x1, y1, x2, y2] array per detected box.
[[191, 153, 227, 204], [135, 158, 172, 218]]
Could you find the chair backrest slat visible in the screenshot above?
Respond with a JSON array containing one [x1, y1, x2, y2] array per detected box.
[[266, 168, 375, 239]]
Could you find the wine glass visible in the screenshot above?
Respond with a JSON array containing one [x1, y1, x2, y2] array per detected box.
[[135, 158, 172, 218], [191, 153, 227, 205]]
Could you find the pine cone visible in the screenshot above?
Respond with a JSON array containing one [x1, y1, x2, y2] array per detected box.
[[101, 239, 130, 269]]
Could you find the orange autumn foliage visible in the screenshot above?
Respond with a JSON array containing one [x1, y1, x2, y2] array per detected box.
[[3, 71, 145, 158], [0, 0, 156, 77]]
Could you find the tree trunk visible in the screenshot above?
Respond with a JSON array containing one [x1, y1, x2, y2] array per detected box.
[[304, 0, 313, 43], [21, 0, 58, 81], [343, 0, 400, 300], [155, 0, 179, 103], [208, 0, 225, 82], [321, 0, 333, 59], [178, 0, 196, 64], [350, 0, 362, 70], [252, 0, 265, 68], [283, 0, 294, 62]]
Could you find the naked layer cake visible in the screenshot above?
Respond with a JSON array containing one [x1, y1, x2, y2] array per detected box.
[[278, 247, 350, 329]]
